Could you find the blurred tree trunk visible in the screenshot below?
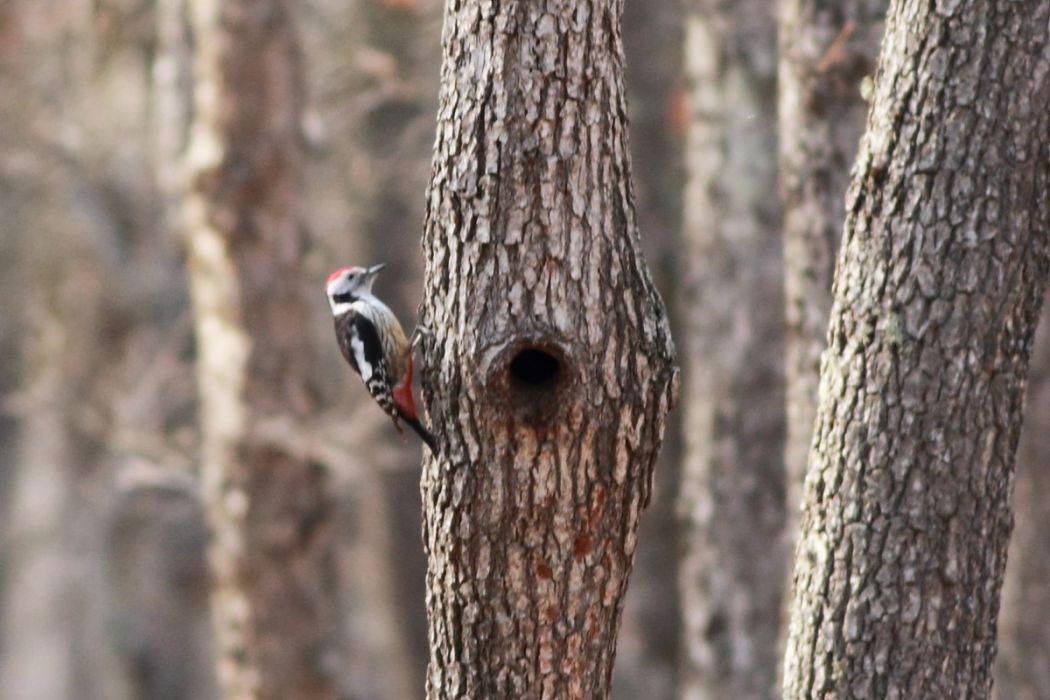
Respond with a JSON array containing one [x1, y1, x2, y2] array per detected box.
[[676, 1, 785, 698], [612, 0, 684, 697], [95, 4, 218, 698], [782, 0, 1050, 696], [1, 286, 83, 700], [153, 0, 192, 225], [0, 5, 144, 699], [0, 253, 131, 700], [302, 1, 445, 695], [338, 1, 439, 694], [183, 1, 342, 698], [996, 306, 1050, 699], [777, 0, 886, 537], [107, 484, 215, 700], [418, 0, 678, 697]]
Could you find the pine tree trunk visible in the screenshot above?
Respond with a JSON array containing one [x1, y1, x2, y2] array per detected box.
[[183, 2, 341, 698], [782, 1, 1050, 696], [777, 0, 886, 538], [418, 1, 678, 697], [676, 1, 786, 698], [996, 305, 1050, 699]]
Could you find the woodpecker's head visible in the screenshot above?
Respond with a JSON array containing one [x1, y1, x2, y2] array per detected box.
[[326, 263, 385, 315]]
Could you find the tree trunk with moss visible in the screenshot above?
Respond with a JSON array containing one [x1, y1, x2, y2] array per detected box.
[[777, 0, 886, 537], [183, 2, 341, 698], [676, 1, 786, 698], [782, 0, 1050, 697], [417, 1, 678, 697]]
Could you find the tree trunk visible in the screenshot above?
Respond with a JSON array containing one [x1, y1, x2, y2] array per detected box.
[[1, 287, 81, 700], [418, 1, 678, 697], [183, 2, 342, 698], [782, 0, 1050, 696], [612, 0, 684, 697], [676, 1, 786, 698], [996, 304, 1050, 700], [777, 0, 887, 539]]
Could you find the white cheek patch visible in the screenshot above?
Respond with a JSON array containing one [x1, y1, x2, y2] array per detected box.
[[330, 299, 354, 316], [350, 329, 373, 381]]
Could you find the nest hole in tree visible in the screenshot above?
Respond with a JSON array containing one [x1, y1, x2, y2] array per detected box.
[[502, 343, 571, 426], [509, 348, 561, 388]]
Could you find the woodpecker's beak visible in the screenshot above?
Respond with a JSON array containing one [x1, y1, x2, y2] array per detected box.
[[367, 263, 386, 278]]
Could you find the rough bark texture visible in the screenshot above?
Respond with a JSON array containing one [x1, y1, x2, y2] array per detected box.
[[418, 1, 678, 697], [183, 2, 341, 698], [676, 1, 786, 698], [996, 305, 1050, 700], [778, 0, 887, 536], [782, 0, 1050, 697]]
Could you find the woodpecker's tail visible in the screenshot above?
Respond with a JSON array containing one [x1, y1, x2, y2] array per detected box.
[[404, 415, 438, 453]]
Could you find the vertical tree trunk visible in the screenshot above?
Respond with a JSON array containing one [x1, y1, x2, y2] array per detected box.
[[183, 2, 341, 698], [996, 305, 1050, 700], [418, 1, 678, 697], [1, 287, 81, 700], [613, 0, 684, 697], [777, 0, 886, 537], [676, 1, 786, 698], [782, 0, 1050, 697]]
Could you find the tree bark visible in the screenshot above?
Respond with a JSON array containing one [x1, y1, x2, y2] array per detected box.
[[418, 1, 678, 697], [996, 304, 1050, 700], [777, 0, 887, 539], [782, 0, 1050, 697], [183, 2, 342, 698], [676, 1, 786, 698]]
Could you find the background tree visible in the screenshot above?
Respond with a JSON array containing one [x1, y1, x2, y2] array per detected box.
[[182, 1, 343, 697], [996, 306, 1050, 699], [777, 0, 887, 537], [613, 0, 685, 696], [303, 0, 443, 693], [676, 1, 786, 698], [417, 0, 678, 696], [0, 3, 204, 698], [783, 0, 1050, 696]]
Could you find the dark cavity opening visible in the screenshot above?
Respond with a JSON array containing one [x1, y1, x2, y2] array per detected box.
[[509, 348, 561, 388]]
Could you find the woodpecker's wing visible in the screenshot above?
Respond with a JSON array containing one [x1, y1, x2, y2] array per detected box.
[[339, 313, 398, 418]]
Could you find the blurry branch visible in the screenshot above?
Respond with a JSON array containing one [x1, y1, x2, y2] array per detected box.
[[815, 20, 856, 73], [245, 408, 428, 483], [114, 458, 200, 496], [0, 308, 414, 490], [110, 408, 422, 500]]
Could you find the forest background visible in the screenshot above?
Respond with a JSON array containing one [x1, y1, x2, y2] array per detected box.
[[0, 0, 1047, 699]]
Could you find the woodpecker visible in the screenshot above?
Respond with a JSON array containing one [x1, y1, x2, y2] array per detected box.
[[326, 263, 437, 452]]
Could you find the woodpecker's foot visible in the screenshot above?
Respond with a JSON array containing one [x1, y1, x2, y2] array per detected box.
[[410, 325, 432, 349]]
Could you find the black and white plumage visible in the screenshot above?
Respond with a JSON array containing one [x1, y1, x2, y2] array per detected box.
[[327, 263, 437, 452]]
